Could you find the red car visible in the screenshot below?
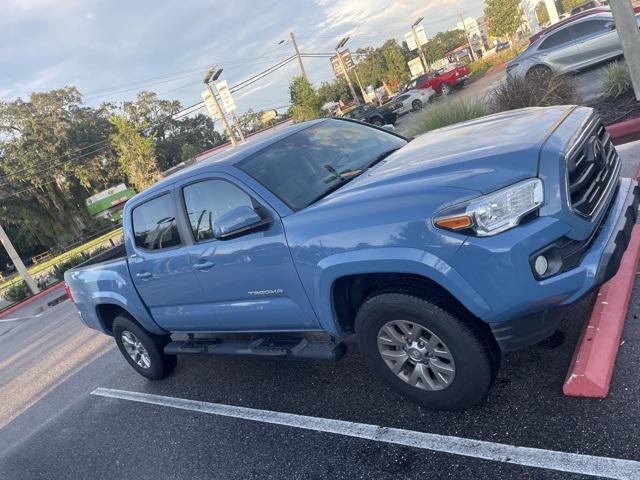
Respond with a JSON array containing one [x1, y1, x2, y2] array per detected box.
[[405, 64, 471, 96]]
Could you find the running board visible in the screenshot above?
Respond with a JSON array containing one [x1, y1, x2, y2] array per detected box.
[[164, 337, 347, 361]]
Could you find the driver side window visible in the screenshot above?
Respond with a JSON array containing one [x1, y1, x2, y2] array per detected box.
[[183, 179, 255, 242]]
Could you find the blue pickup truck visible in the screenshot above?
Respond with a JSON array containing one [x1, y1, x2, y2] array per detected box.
[[66, 108, 638, 410]]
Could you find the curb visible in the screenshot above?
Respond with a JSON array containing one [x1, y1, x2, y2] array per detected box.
[[606, 118, 640, 146], [0, 282, 65, 320], [563, 224, 640, 398]]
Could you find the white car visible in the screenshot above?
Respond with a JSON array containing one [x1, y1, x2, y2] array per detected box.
[[392, 88, 436, 115]]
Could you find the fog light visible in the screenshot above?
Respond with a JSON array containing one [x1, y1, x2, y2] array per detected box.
[[534, 255, 549, 276]]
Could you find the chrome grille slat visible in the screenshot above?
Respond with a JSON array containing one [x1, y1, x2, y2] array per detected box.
[[566, 119, 620, 218]]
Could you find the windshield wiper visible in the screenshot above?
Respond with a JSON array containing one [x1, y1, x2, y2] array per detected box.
[[307, 148, 402, 207]]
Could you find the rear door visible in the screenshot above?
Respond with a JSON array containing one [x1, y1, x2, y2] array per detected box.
[[537, 26, 581, 72], [128, 192, 205, 329], [572, 19, 621, 67], [175, 174, 319, 333]]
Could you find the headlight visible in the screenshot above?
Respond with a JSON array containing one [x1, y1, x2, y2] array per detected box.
[[434, 178, 544, 236]]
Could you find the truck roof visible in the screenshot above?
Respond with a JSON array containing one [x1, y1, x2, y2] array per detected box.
[[141, 118, 326, 197]]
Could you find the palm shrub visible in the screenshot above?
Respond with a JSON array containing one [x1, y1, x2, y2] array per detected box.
[[488, 74, 578, 112], [601, 61, 631, 98], [409, 99, 488, 136], [51, 254, 86, 281], [4, 281, 30, 303]]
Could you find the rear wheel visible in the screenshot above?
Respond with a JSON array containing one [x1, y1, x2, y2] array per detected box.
[[355, 293, 496, 410], [370, 117, 384, 127], [113, 315, 177, 380], [411, 99, 423, 111], [440, 83, 453, 96]]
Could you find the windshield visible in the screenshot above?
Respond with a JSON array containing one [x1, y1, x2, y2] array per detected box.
[[237, 119, 406, 211]]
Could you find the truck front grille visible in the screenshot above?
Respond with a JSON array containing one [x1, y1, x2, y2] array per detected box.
[[566, 122, 620, 219]]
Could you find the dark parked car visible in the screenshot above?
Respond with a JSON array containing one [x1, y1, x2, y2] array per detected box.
[[344, 103, 397, 127]]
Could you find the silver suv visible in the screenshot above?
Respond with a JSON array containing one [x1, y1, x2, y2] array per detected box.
[[506, 12, 639, 79]]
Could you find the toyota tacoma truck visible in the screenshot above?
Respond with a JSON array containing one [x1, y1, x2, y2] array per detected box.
[[66, 108, 638, 410]]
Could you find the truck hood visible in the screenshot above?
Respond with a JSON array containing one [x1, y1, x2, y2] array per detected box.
[[340, 106, 571, 196]]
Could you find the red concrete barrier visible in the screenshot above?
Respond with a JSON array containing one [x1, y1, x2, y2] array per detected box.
[[0, 282, 65, 319], [607, 118, 640, 146], [563, 225, 640, 397]]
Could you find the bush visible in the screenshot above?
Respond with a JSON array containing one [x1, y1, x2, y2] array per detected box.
[[601, 61, 631, 98], [488, 74, 578, 113], [409, 98, 488, 136], [51, 254, 86, 281], [4, 281, 30, 303]]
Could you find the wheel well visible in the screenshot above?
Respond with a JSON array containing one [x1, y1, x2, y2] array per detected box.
[[332, 273, 479, 333], [96, 304, 130, 334]]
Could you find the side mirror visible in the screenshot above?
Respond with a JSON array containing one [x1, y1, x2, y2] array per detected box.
[[213, 206, 267, 240], [382, 124, 396, 132], [605, 21, 616, 30]]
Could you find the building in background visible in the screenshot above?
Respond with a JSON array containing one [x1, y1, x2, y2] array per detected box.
[[85, 184, 136, 223], [456, 16, 489, 54]]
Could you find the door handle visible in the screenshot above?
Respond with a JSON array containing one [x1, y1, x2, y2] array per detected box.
[[193, 260, 215, 271], [136, 271, 152, 280]]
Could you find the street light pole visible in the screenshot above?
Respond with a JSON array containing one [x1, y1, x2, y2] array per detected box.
[[204, 67, 237, 147], [335, 37, 361, 106], [459, 14, 479, 62], [610, 0, 640, 100], [0, 222, 39, 294]]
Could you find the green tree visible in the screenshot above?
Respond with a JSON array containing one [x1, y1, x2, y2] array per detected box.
[[109, 115, 161, 191], [318, 78, 353, 105], [484, 0, 523, 47], [535, 1, 550, 24], [0, 87, 117, 247], [559, 0, 584, 13], [289, 76, 322, 122]]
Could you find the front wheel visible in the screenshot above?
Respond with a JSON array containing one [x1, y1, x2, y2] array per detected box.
[[355, 293, 496, 410], [113, 315, 177, 380], [370, 117, 384, 127]]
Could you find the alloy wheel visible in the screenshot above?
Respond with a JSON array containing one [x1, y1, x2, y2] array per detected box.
[[377, 320, 455, 391], [121, 330, 152, 369]]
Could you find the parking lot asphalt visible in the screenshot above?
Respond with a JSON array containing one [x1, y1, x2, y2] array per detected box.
[[1, 158, 640, 480]]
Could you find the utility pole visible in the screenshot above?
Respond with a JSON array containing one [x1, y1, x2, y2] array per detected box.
[[610, 0, 640, 100], [289, 32, 308, 81], [459, 14, 479, 62], [335, 37, 361, 106], [0, 222, 39, 294], [203, 67, 237, 147]]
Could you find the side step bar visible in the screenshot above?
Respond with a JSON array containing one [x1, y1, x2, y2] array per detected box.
[[164, 337, 347, 361]]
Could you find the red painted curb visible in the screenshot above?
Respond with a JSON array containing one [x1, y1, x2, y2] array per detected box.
[[563, 225, 640, 398], [0, 281, 65, 319], [606, 118, 640, 146]]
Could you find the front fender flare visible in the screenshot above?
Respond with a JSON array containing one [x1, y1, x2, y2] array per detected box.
[[314, 247, 491, 334]]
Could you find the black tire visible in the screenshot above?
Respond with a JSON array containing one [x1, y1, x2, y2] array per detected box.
[[440, 83, 453, 96], [355, 293, 496, 410], [370, 117, 384, 127], [113, 315, 177, 380], [411, 99, 423, 111], [526, 65, 552, 81]]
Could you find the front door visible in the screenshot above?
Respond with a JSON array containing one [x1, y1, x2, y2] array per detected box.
[[172, 175, 319, 333]]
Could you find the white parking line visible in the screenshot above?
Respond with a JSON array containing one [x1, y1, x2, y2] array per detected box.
[[92, 387, 639, 480]]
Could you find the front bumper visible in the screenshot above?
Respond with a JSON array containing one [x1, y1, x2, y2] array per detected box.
[[451, 178, 639, 351]]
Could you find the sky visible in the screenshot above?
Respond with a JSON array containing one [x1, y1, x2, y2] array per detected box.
[[1, 0, 484, 118]]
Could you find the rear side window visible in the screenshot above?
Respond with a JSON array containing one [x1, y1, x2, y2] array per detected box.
[[539, 28, 573, 50], [572, 20, 609, 39], [396, 95, 410, 102], [182, 179, 255, 242], [131, 194, 181, 250]]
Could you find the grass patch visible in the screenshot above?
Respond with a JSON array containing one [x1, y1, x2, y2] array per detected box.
[[601, 61, 631, 98], [409, 98, 488, 136], [0, 228, 123, 292]]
